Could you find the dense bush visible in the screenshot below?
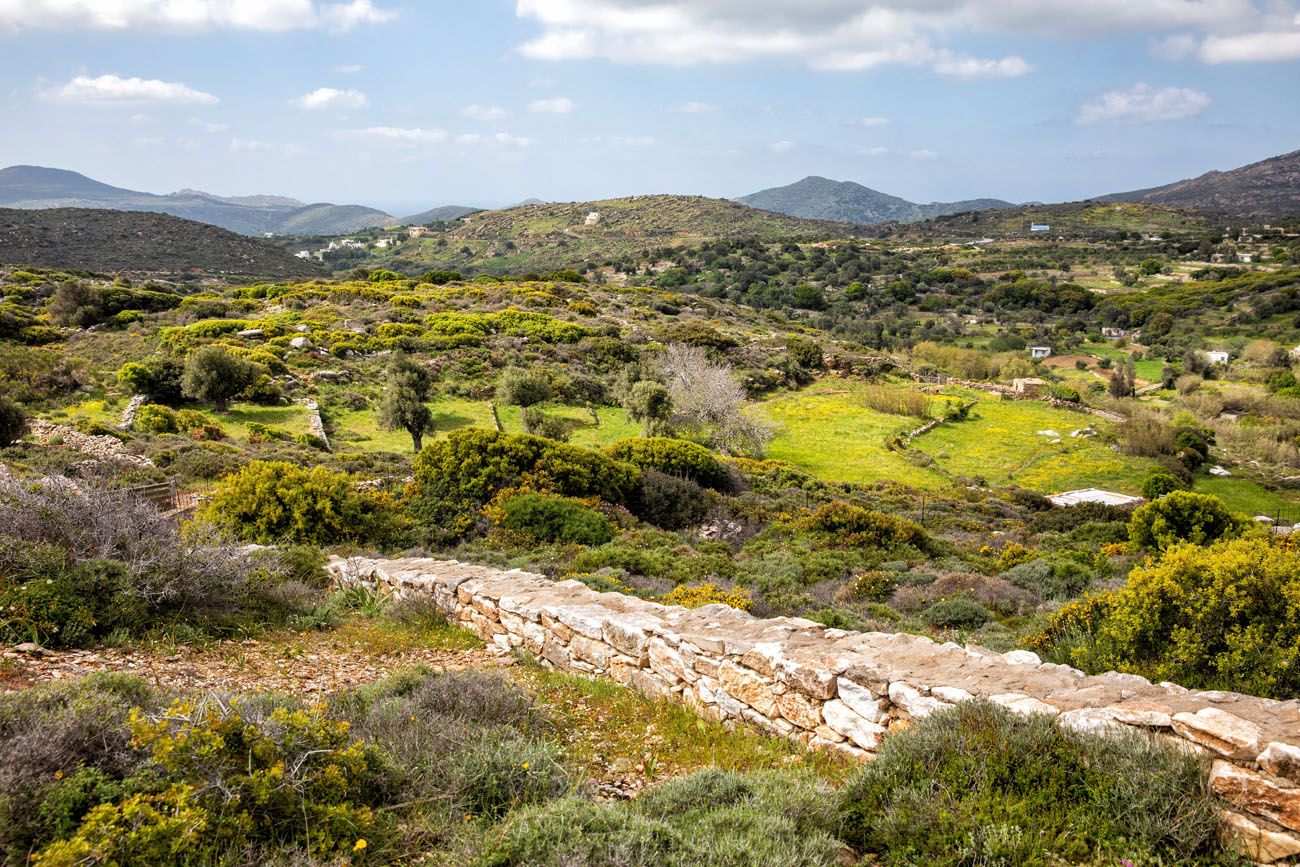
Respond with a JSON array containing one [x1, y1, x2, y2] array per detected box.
[[799, 501, 929, 551], [1034, 537, 1300, 698], [607, 437, 729, 491], [116, 358, 185, 405], [411, 429, 640, 534], [1127, 490, 1250, 551], [181, 345, 264, 412], [496, 493, 614, 546], [0, 478, 313, 648], [1140, 466, 1188, 500], [0, 395, 27, 447], [1000, 558, 1095, 600], [202, 461, 401, 546], [476, 769, 842, 867], [838, 701, 1227, 865], [633, 470, 711, 531], [921, 595, 992, 629], [132, 403, 179, 434]]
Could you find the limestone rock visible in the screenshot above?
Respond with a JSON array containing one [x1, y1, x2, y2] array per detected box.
[[776, 690, 822, 731], [990, 693, 1059, 717], [289, 336, 313, 350], [1172, 708, 1264, 759], [837, 677, 886, 723], [888, 682, 948, 719], [822, 699, 887, 750], [1220, 810, 1300, 864], [1260, 743, 1300, 784], [1209, 761, 1300, 833], [718, 662, 776, 716]]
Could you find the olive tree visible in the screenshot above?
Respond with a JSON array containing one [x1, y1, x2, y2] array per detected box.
[[378, 353, 436, 453]]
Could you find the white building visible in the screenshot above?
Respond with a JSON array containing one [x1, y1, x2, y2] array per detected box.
[[1048, 489, 1144, 508], [1030, 346, 1052, 359], [1207, 350, 1231, 366]]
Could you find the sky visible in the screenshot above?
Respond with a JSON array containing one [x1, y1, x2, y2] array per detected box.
[[0, 0, 1297, 215]]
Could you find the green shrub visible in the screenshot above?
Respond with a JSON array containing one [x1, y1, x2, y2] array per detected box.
[[921, 595, 992, 629], [633, 470, 710, 531], [450, 731, 569, 819], [799, 501, 929, 551], [133, 404, 179, 434], [0, 558, 144, 648], [1036, 537, 1300, 698], [73, 418, 126, 440], [607, 437, 729, 491], [411, 429, 640, 534], [0, 395, 29, 446], [497, 494, 614, 545], [1128, 490, 1250, 551], [838, 701, 1227, 866], [202, 460, 401, 546], [1000, 558, 1094, 600], [1140, 467, 1188, 500]]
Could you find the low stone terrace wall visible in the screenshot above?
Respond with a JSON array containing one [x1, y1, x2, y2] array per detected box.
[[328, 556, 1300, 863]]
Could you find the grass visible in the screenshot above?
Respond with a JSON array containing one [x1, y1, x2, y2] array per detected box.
[[759, 383, 950, 490], [914, 395, 1154, 494], [513, 660, 854, 786], [1195, 475, 1300, 519]]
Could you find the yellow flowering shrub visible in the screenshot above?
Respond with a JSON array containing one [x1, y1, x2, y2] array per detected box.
[[663, 582, 753, 612]]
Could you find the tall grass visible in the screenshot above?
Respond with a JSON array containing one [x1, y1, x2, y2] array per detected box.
[[859, 384, 930, 418]]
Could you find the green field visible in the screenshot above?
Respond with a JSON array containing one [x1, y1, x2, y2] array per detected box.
[[914, 395, 1153, 494], [1194, 475, 1300, 518], [759, 384, 950, 490]]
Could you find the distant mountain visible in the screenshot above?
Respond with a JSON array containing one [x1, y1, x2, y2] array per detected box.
[[0, 166, 394, 236], [739, 176, 1013, 225], [0, 207, 321, 276], [1100, 150, 1300, 221], [401, 205, 481, 224]]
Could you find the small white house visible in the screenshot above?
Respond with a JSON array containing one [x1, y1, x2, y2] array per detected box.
[[407, 226, 433, 239], [1101, 327, 1128, 340], [1030, 224, 1051, 232], [585, 211, 602, 226], [1013, 377, 1047, 395], [1207, 350, 1231, 366], [1030, 346, 1052, 360]]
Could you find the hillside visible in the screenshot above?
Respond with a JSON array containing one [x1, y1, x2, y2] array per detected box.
[[1101, 149, 1300, 220], [401, 204, 481, 224], [0, 165, 395, 236], [740, 176, 1013, 225], [0, 207, 322, 276], [376, 194, 870, 274], [879, 200, 1228, 240]]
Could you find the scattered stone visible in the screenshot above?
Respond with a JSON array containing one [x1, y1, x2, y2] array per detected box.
[[289, 336, 314, 350]]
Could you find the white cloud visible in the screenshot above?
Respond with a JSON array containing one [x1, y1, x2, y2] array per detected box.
[[1150, 33, 1198, 60], [1076, 82, 1211, 124], [51, 74, 218, 105], [0, 0, 394, 33], [456, 131, 534, 149], [909, 148, 938, 160], [527, 96, 577, 113], [513, 0, 1293, 71], [859, 146, 890, 156], [675, 101, 719, 113], [769, 140, 795, 154], [462, 104, 511, 121], [132, 136, 165, 147], [335, 126, 448, 146], [1200, 30, 1300, 62], [292, 87, 368, 110], [857, 116, 891, 127], [230, 138, 306, 157], [612, 135, 655, 146], [334, 64, 364, 73], [188, 117, 229, 133]]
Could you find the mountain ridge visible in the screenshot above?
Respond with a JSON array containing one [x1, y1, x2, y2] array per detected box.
[[739, 176, 1014, 225], [1099, 150, 1300, 220]]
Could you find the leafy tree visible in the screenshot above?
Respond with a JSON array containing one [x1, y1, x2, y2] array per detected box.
[[46, 282, 108, 328], [377, 353, 436, 453], [495, 367, 552, 412], [181, 346, 262, 413], [785, 335, 824, 370], [1128, 490, 1249, 552], [622, 380, 673, 437], [0, 396, 28, 447], [117, 359, 186, 405]]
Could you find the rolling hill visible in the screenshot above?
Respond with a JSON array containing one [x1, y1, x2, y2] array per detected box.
[[878, 200, 1227, 241], [401, 204, 482, 224], [375, 194, 871, 274], [1100, 150, 1300, 220], [740, 176, 1013, 225], [0, 166, 395, 236], [0, 208, 322, 276]]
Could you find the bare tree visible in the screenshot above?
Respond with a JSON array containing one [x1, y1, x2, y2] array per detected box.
[[661, 343, 773, 457]]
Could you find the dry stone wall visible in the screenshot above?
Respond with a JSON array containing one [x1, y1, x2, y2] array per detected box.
[[329, 555, 1300, 863]]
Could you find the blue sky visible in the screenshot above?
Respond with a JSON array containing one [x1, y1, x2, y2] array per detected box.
[[0, 0, 1297, 215]]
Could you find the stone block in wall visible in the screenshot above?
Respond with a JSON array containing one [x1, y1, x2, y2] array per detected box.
[[603, 616, 653, 660], [836, 677, 886, 723], [822, 699, 887, 750], [776, 690, 823, 731], [888, 682, 949, 719], [545, 604, 609, 641], [648, 638, 689, 684], [1173, 708, 1265, 759], [1260, 743, 1300, 785], [718, 661, 776, 716], [990, 693, 1059, 717], [540, 612, 576, 642], [569, 635, 613, 670], [541, 634, 572, 671], [1220, 810, 1300, 864], [629, 669, 673, 702], [1209, 761, 1300, 833]]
